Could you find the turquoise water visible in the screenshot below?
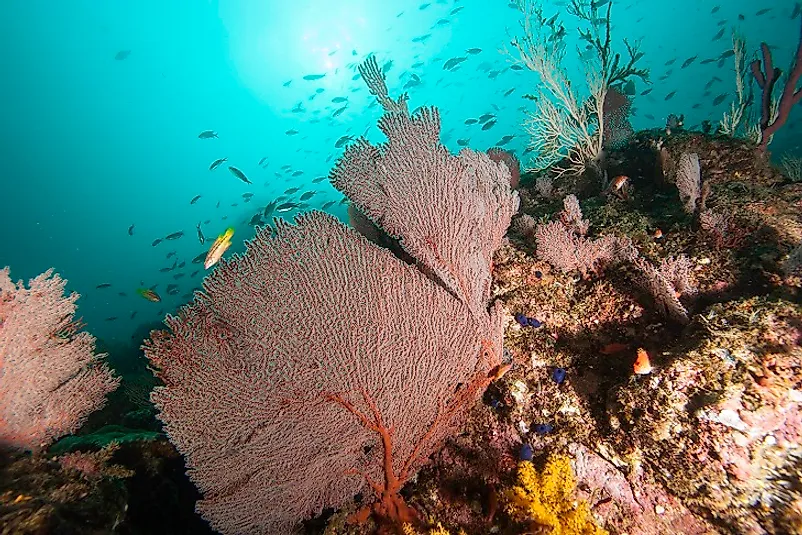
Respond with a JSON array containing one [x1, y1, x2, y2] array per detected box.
[[0, 0, 799, 346]]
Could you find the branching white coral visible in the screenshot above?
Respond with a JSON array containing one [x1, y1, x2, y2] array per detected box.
[[509, 0, 647, 179]]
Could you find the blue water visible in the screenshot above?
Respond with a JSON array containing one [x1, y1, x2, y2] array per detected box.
[[0, 0, 799, 346]]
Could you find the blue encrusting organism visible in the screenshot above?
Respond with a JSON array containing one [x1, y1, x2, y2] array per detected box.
[[551, 367, 567, 384], [519, 443, 534, 461], [515, 312, 543, 328]]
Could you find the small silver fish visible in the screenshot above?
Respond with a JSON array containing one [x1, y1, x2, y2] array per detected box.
[[198, 130, 218, 139], [209, 157, 227, 171], [228, 166, 252, 184], [276, 202, 301, 213], [196, 222, 205, 245]]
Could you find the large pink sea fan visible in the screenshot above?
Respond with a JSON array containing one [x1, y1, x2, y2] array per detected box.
[[143, 213, 503, 534], [0, 267, 120, 451]]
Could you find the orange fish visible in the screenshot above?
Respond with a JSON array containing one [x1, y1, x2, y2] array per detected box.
[[653, 228, 663, 239], [634, 347, 653, 375], [205, 227, 235, 269], [610, 175, 629, 191]]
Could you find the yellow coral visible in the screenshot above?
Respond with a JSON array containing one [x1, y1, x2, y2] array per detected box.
[[402, 522, 465, 535], [504, 455, 608, 535]]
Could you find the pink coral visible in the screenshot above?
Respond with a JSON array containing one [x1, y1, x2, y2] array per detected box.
[[0, 267, 119, 452], [143, 213, 506, 534]]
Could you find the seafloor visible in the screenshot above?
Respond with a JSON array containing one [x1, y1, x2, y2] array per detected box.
[[2, 128, 802, 535]]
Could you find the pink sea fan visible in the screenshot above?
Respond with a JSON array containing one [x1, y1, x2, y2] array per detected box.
[[330, 90, 518, 325], [676, 152, 701, 214], [602, 85, 634, 150], [143, 213, 504, 534], [559, 194, 589, 236], [487, 147, 521, 189], [633, 256, 694, 323], [535, 221, 636, 278], [0, 268, 120, 451]]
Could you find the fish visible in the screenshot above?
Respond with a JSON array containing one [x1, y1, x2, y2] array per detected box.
[[322, 200, 336, 209], [263, 200, 278, 218], [114, 50, 131, 60], [198, 130, 218, 139], [205, 228, 235, 269], [249, 213, 263, 226], [167, 251, 176, 258], [609, 175, 629, 191], [464, 118, 478, 125], [497, 135, 515, 146], [165, 231, 184, 240], [681, 55, 697, 68], [335, 135, 354, 148], [136, 288, 161, 302], [130, 311, 137, 319], [443, 57, 468, 70], [332, 106, 347, 118], [228, 166, 252, 184], [466, 47, 482, 55], [793, 3, 802, 19], [712, 27, 725, 41], [332, 96, 348, 103], [258, 157, 268, 166], [128, 224, 135, 236], [286, 129, 299, 135], [664, 91, 676, 101], [634, 348, 653, 375], [196, 222, 205, 245], [209, 157, 227, 171], [105, 317, 118, 321], [299, 191, 316, 201], [96, 283, 112, 289], [292, 171, 304, 177], [192, 251, 207, 264], [276, 202, 301, 213], [481, 120, 497, 130], [713, 93, 728, 105], [312, 176, 327, 183], [190, 194, 202, 204], [166, 284, 180, 296], [152, 238, 162, 247], [303, 74, 326, 80], [755, 8, 771, 16]]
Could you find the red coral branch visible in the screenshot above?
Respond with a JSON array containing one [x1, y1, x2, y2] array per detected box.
[[751, 17, 802, 152], [325, 339, 504, 530]]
